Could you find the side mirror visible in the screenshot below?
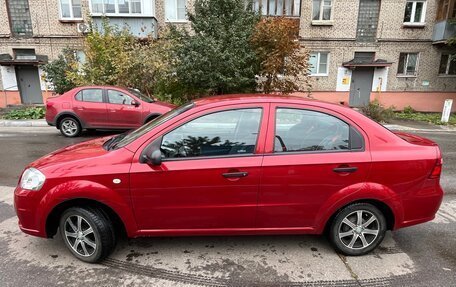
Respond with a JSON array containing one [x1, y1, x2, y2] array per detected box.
[[140, 149, 162, 165], [131, 100, 140, 107]]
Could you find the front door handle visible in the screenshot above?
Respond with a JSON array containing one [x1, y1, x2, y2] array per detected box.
[[222, 172, 248, 178], [333, 166, 358, 173]]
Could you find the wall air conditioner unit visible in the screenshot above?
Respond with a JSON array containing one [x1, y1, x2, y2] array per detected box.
[[77, 23, 91, 34]]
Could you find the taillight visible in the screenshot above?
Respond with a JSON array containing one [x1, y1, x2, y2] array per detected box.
[[429, 158, 443, 179]]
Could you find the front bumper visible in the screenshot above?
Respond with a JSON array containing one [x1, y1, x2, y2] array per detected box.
[[14, 186, 47, 238]]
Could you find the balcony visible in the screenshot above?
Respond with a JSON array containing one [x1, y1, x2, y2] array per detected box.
[[432, 20, 456, 44], [91, 16, 158, 39]]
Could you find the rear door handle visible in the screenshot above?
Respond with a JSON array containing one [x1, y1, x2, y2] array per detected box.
[[333, 166, 358, 173], [222, 172, 248, 178]]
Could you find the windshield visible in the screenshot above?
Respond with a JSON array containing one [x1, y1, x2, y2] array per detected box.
[[127, 88, 154, 103], [110, 102, 194, 149]]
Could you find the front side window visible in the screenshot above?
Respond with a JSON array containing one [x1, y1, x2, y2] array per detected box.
[[161, 108, 262, 159], [251, 0, 301, 16], [312, 0, 332, 21], [91, 0, 142, 14], [75, 89, 103, 103], [165, 0, 187, 21], [60, 0, 82, 19], [309, 52, 329, 76], [397, 52, 419, 76], [107, 90, 134, 105], [439, 54, 456, 75], [275, 108, 349, 152], [404, 0, 426, 24]]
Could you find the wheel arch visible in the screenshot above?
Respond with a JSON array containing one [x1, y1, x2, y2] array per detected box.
[[45, 198, 127, 239], [323, 199, 396, 235], [314, 182, 403, 234], [55, 112, 84, 129]]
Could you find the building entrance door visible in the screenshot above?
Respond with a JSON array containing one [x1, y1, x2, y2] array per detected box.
[[349, 67, 374, 107], [15, 65, 42, 104]]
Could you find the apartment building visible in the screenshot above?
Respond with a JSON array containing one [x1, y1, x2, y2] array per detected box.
[[0, 0, 192, 107], [1, 0, 455, 111], [296, 0, 456, 111]]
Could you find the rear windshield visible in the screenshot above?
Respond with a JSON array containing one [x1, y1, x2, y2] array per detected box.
[[111, 102, 194, 149]]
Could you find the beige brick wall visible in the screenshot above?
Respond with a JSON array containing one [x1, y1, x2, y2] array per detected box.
[[299, 0, 360, 40], [377, 0, 437, 40], [155, 0, 194, 34], [0, 0, 10, 36], [301, 40, 456, 92]]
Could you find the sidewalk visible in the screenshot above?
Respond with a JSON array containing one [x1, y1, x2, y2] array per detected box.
[[384, 119, 456, 132], [0, 119, 49, 127], [0, 118, 455, 131]]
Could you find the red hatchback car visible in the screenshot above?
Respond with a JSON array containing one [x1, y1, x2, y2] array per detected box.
[[45, 86, 175, 137], [16, 95, 443, 262]]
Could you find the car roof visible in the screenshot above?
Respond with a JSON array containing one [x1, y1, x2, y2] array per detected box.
[[192, 94, 344, 110]]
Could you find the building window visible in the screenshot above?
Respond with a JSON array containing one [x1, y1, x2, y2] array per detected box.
[[309, 52, 329, 76], [397, 53, 419, 76], [60, 0, 82, 20], [439, 54, 456, 75], [251, 0, 300, 17], [165, 0, 186, 21], [312, 0, 332, 21], [91, 0, 142, 14], [6, 0, 33, 36], [403, 0, 426, 24]]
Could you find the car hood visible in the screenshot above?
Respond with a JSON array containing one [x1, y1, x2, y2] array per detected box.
[[29, 136, 111, 170]]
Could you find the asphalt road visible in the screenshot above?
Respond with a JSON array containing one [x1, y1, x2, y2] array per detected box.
[[0, 126, 455, 287]]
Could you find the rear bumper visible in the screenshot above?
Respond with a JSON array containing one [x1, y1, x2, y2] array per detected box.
[[395, 183, 444, 230]]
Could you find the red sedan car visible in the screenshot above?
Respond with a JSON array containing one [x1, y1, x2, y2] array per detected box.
[[45, 86, 175, 137], [16, 95, 443, 262]]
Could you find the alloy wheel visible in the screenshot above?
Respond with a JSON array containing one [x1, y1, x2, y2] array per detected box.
[[338, 210, 379, 250], [64, 215, 97, 257], [61, 119, 79, 137]]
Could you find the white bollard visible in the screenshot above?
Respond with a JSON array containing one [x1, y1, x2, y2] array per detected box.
[[441, 99, 453, 123]]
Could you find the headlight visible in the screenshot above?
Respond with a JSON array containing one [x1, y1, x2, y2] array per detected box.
[[20, 168, 46, 191]]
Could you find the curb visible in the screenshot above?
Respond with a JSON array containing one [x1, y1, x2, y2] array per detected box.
[[384, 124, 456, 132], [0, 119, 49, 127]]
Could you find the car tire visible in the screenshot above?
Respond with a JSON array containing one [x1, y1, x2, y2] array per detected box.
[[329, 203, 386, 256], [59, 117, 82, 137], [59, 207, 115, 263]]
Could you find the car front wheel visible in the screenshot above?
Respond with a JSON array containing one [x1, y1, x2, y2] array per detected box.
[[59, 207, 115, 263], [59, 117, 82, 137], [329, 203, 386, 256]]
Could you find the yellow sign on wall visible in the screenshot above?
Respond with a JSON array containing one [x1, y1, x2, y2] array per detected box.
[[342, 77, 350, 85]]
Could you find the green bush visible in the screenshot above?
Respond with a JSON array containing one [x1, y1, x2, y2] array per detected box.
[[3, 107, 46, 120], [361, 99, 395, 123], [395, 110, 456, 125]]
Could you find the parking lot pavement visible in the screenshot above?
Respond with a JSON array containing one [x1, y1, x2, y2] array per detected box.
[[0, 126, 455, 286], [1, 185, 455, 286]]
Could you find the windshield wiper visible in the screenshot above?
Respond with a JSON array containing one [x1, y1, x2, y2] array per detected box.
[[104, 134, 127, 151]]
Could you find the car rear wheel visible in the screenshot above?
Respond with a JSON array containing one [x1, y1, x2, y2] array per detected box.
[[59, 117, 82, 137], [59, 207, 115, 263], [329, 203, 386, 256]]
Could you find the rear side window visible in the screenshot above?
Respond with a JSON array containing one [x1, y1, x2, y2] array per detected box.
[[275, 108, 350, 152], [161, 108, 262, 159], [75, 89, 103, 103]]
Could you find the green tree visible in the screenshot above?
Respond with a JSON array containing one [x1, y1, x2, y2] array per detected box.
[[70, 19, 136, 86], [251, 17, 311, 94], [168, 0, 261, 97], [41, 48, 79, 94]]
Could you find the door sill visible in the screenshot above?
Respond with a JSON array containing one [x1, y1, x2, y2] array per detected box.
[[133, 227, 316, 237]]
